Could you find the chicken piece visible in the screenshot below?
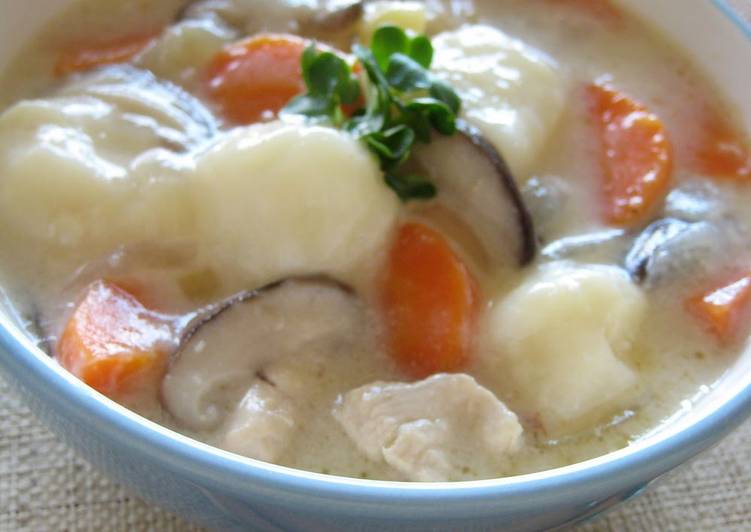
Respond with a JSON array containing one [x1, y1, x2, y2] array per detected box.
[[485, 262, 646, 436], [218, 381, 298, 462], [333, 374, 522, 481]]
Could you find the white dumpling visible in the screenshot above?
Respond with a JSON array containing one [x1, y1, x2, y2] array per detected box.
[[136, 16, 237, 90], [432, 25, 566, 179], [190, 122, 399, 290], [359, 1, 428, 42], [356, 0, 476, 42], [0, 66, 213, 254], [484, 262, 646, 436]]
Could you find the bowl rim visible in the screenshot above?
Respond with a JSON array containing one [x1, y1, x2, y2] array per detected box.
[[1, 0, 751, 511]]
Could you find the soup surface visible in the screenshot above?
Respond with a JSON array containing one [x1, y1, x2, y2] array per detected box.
[[1, 0, 750, 482]]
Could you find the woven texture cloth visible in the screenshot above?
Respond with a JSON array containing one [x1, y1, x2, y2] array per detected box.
[[2, 2, 751, 531]]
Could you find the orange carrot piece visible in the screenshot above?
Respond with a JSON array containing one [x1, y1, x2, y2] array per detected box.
[[203, 34, 309, 125], [379, 222, 480, 378], [587, 83, 674, 227], [105, 277, 156, 309], [686, 273, 751, 344], [57, 280, 174, 398], [693, 111, 751, 181], [54, 32, 159, 77]]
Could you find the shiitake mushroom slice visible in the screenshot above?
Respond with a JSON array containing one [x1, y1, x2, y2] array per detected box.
[[299, 1, 364, 49], [305, 1, 364, 32], [411, 119, 537, 269], [624, 217, 751, 287], [161, 276, 364, 431], [624, 218, 693, 282], [622, 179, 751, 285]]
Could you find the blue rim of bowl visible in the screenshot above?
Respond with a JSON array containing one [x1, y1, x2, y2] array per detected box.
[[714, 0, 751, 39], [2, 0, 751, 513]]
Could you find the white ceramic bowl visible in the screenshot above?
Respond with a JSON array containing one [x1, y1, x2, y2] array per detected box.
[[1, 1, 750, 530]]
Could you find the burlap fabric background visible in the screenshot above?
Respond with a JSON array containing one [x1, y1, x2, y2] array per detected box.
[[2, 1, 751, 530]]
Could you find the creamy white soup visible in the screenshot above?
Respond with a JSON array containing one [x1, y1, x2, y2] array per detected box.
[[1, 0, 750, 482]]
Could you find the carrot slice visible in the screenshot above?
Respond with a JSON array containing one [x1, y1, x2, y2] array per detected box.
[[379, 222, 480, 378], [587, 83, 673, 227], [105, 277, 156, 310], [693, 110, 751, 181], [203, 34, 309, 125], [57, 280, 174, 397], [686, 273, 751, 344], [54, 32, 159, 78]]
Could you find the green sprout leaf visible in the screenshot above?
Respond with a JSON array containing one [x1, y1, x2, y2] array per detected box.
[[385, 173, 437, 201], [364, 125, 415, 169], [352, 44, 390, 90], [407, 35, 433, 69], [371, 25, 410, 71], [284, 29, 462, 202], [405, 98, 456, 135], [307, 53, 348, 95], [284, 94, 333, 118], [429, 79, 461, 115], [301, 44, 318, 84], [386, 53, 432, 92], [283, 45, 360, 125]]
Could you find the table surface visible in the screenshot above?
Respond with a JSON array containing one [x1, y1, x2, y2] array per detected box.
[[2, 2, 751, 531]]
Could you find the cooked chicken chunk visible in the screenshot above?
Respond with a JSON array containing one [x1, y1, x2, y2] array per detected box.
[[219, 381, 298, 462], [333, 374, 522, 481]]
